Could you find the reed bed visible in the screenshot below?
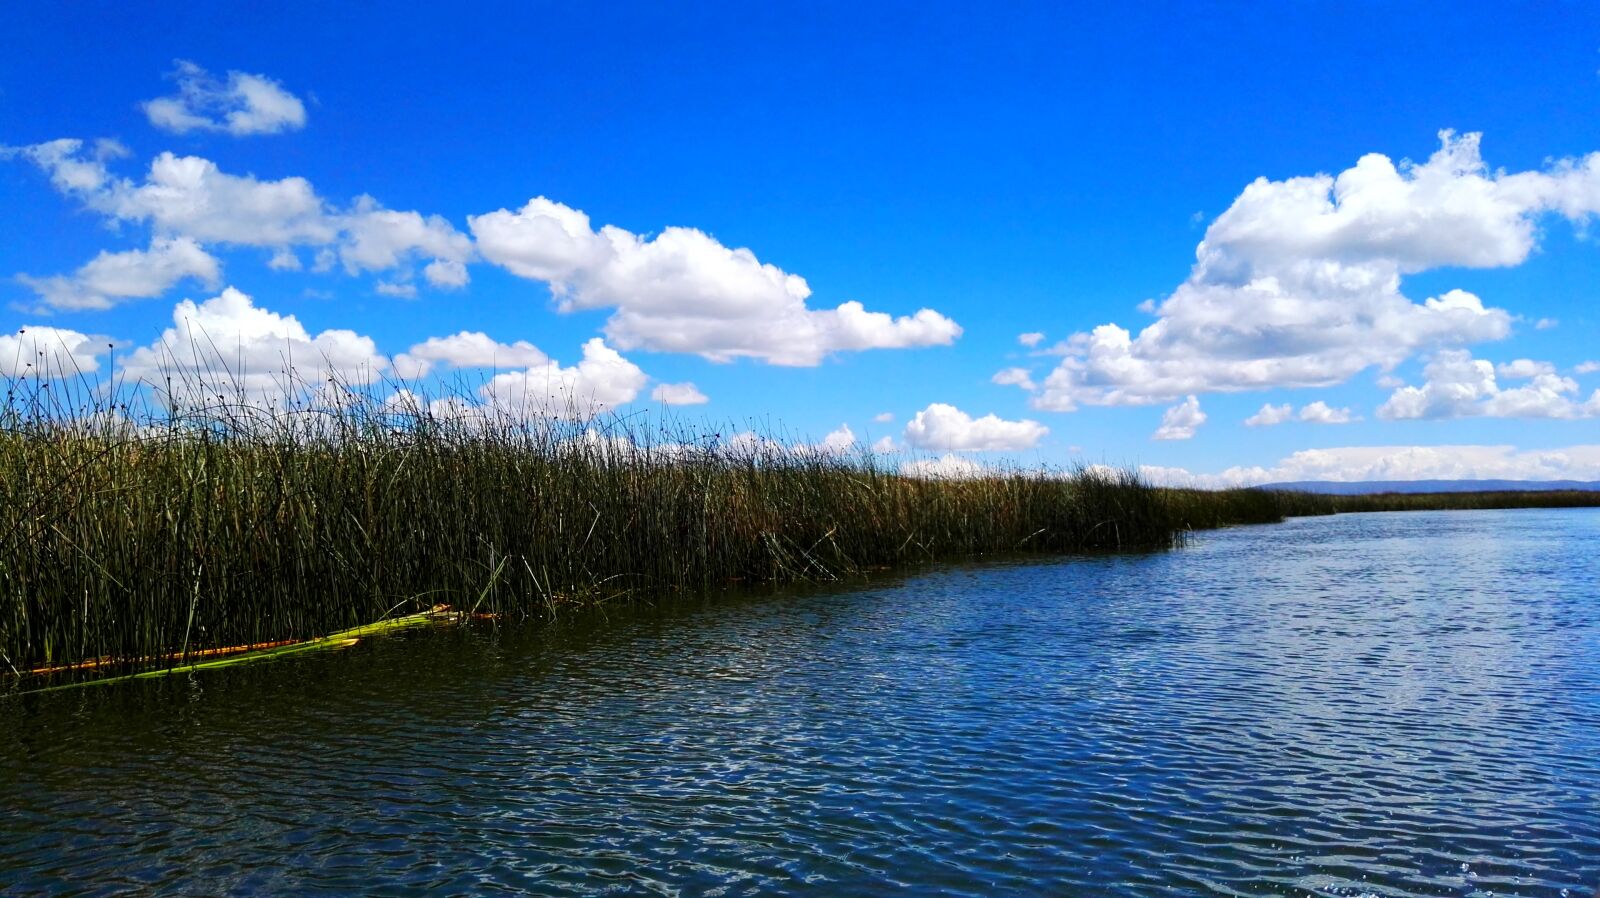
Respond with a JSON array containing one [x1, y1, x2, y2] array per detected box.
[[2, 369, 1595, 676], [0, 374, 1201, 674], [1322, 490, 1600, 513]]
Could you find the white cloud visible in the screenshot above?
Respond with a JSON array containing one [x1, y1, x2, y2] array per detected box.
[[8, 140, 469, 290], [480, 338, 647, 418], [799, 424, 858, 457], [1577, 361, 1600, 375], [1152, 395, 1207, 440], [900, 453, 986, 479], [871, 435, 896, 453], [991, 367, 1036, 391], [1004, 132, 1600, 410], [873, 411, 894, 423], [18, 237, 220, 311], [1244, 403, 1293, 427], [1378, 350, 1599, 420], [1535, 317, 1559, 330], [120, 287, 388, 407], [424, 259, 469, 288], [1244, 400, 1356, 426], [1141, 444, 1600, 488], [142, 61, 306, 136], [267, 248, 301, 271], [1297, 400, 1354, 424], [902, 402, 1048, 451], [0, 326, 108, 377], [340, 196, 474, 283], [1495, 358, 1555, 379], [374, 281, 417, 298], [392, 331, 549, 379], [651, 381, 709, 405], [1018, 331, 1044, 347], [469, 197, 961, 365]]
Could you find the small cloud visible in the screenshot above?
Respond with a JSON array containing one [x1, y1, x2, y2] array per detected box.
[[17, 237, 220, 311], [1297, 400, 1355, 424], [651, 381, 709, 405], [872, 411, 894, 423], [903, 402, 1048, 451], [1245, 400, 1356, 426], [1244, 403, 1292, 427], [268, 248, 301, 271], [900, 453, 985, 480], [991, 367, 1036, 391], [1152, 395, 1206, 440], [871, 435, 896, 453], [1576, 360, 1600, 374], [375, 280, 417, 298], [1496, 358, 1555, 379], [1535, 317, 1559, 330], [1017, 331, 1044, 348], [142, 60, 307, 136]]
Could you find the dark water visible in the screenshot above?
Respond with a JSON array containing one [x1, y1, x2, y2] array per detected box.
[[3, 509, 1598, 897]]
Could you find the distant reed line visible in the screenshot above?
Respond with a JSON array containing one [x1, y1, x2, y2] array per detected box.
[[0, 367, 1594, 675]]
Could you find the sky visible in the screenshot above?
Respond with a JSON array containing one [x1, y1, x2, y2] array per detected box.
[[3, 2, 1600, 484]]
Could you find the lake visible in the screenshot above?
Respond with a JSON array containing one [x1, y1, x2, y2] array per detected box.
[[2, 509, 1597, 896]]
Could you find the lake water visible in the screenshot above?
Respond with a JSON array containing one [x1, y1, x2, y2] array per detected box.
[[3, 509, 1598, 896]]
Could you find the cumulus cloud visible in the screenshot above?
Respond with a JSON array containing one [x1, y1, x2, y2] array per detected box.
[[18, 237, 220, 311], [480, 338, 647, 417], [1141, 444, 1600, 488], [1378, 350, 1600, 420], [142, 61, 306, 136], [0, 326, 108, 377], [1249, 400, 1356, 425], [873, 411, 894, 423], [374, 281, 417, 298], [902, 402, 1048, 451], [119, 287, 388, 407], [991, 367, 1036, 391], [339, 196, 473, 285], [871, 435, 896, 453], [1152, 395, 1206, 440], [1496, 358, 1555, 379], [1244, 403, 1293, 427], [900, 453, 986, 479], [1297, 400, 1355, 424], [391, 331, 549, 379], [651, 382, 709, 405], [7, 139, 470, 295], [1002, 132, 1600, 410], [797, 424, 858, 457], [1017, 332, 1044, 348], [1577, 361, 1600, 375], [469, 197, 961, 365]]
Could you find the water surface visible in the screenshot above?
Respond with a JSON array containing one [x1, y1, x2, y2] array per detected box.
[[3, 509, 1598, 896]]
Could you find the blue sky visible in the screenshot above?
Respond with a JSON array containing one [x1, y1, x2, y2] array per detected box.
[[4, 2, 1600, 483]]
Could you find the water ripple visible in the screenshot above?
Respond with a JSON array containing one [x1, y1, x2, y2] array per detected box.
[[3, 508, 1599, 896]]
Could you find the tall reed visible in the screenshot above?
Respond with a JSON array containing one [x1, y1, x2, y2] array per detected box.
[[1, 368, 1594, 674], [0, 372, 1200, 673]]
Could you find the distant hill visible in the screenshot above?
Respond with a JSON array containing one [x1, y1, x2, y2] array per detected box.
[[1259, 479, 1600, 495]]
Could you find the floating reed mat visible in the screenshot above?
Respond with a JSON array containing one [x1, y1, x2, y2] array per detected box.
[[10, 606, 476, 693]]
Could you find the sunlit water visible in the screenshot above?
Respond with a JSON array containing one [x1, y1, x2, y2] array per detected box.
[[3, 509, 1598, 896]]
